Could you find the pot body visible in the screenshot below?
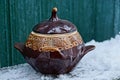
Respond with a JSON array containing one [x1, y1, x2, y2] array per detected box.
[[23, 31, 84, 74], [22, 44, 84, 74], [14, 31, 95, 74]]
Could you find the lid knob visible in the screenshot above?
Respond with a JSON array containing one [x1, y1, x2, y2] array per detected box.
[[49, 7, 59, 21]]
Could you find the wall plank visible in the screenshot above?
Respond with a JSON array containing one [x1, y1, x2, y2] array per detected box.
[[0, 0, 11, 67], [95, 0, 115, 41], [75, 0, 95, 42], [114, 0, 120, 34]]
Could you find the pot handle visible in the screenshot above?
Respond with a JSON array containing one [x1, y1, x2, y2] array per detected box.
[[84, 45, 95, 54], [14, 43, 24, 53], [41, 47, 65, 59]]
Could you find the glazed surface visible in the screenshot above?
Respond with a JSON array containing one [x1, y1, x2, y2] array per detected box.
[[33, 20, 77, 34], [25, 31, 83, 52], [23, 43, 85, 74]]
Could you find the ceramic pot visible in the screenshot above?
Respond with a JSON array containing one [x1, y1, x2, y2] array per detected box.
[[14, 7, 95, 74]]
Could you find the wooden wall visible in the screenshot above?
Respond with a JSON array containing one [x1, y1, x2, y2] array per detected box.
[[0, 0, 120, 67]]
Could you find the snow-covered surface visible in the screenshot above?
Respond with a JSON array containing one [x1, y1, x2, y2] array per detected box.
[[0, 35, 120, 80]]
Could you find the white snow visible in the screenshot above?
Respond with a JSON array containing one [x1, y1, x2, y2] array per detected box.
[[0, 35, 120, 80]]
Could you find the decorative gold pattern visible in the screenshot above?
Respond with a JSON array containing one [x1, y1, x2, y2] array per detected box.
[[25, 31, 83, 52]]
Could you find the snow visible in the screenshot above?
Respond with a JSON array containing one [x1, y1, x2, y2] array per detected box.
[[0, 35, 120, 80]]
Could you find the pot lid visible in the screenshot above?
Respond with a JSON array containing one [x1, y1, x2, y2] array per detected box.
[[32, 7, 77, 34]]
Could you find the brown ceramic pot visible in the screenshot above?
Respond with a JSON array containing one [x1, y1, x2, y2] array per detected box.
[[14, 7, 95, 74]]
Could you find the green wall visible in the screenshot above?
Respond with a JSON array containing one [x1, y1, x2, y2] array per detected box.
[[0, 0, 120, 67]]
